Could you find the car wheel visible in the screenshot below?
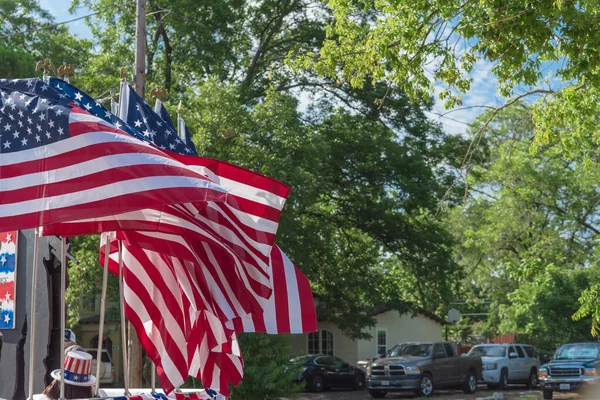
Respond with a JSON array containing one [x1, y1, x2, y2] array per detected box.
[[543, 390, 553, 400], [462, 370, 477, 394], [526, 368, 538, 389], [498, 368, 508, 390], [368, 389, 387, 398], [353, 374, 365, 390], [310, 375, 324, 392], [418, 373, 434, 397]]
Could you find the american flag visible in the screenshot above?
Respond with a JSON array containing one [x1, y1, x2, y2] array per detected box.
[[100, 240, 243, 395], [0, 231, 16, 329], [0, 79, 227, 232], [40, 80, 316, 393], [118, 82, 196, 154], [228, 245, 317, 335]]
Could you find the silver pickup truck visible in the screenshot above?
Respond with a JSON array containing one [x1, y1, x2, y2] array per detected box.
[[365, 341, 483, 398], [539, 342, 600, 399]]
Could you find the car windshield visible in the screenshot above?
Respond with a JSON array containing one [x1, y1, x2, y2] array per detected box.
[[468, 346, 506, 357], [555, 344, 600, 360], [88, 350, 111, 362], [388, 344, 432, 358], [290, 355, 312, 364]]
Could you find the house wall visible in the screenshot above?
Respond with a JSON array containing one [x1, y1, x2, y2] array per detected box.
[[289, 321, 359, 364], [357, 311, 443, 363], [289, 311, 443, 367]]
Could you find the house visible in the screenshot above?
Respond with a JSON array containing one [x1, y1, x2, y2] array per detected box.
[[289, 307, 447, 366], [75, 294, 126, 385]]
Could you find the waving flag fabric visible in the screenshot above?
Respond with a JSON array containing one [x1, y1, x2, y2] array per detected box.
[[100, 238, 241, 395], [228, 245, 317, 334], [118, 82, 196, 155], [0, 80, 227, 232], [37, 79, 316, 393]]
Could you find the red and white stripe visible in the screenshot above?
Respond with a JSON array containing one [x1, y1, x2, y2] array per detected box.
[[64, 352, 92, 375], [43, 157, 291, 306], [187, 312, 243, 397], [101, 237, 243, 393], [2, 109, 227, 232], [228, 245, 317, 335]]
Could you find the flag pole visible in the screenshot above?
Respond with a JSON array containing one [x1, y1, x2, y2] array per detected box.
[[59, 237, 67, 400], [177, 101, 186, 143], [118, 240, 130, 396], [94, 234, 112, 396], [26, 229, 40, 400]]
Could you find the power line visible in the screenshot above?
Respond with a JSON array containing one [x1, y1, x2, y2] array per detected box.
[[0, 9, 108, 40]]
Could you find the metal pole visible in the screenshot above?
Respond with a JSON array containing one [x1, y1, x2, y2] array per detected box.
[[134, 0, 147, 97], [177, 102, 186, 143], [118, 240, 130, 396], [59, 237, 67, 400], [129, 0, 147, 388], [94, 235, 112, 396], [26, 229, 40, 400], [151, 364, 156, 393]]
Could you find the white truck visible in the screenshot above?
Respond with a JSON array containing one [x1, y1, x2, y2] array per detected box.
[[467, 343, 539, 390]]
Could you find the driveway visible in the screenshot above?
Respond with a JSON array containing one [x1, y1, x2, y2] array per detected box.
[[293, 387, 586, 400]]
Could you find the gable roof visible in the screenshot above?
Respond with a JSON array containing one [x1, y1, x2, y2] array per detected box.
[[313, 296, 448, 326]]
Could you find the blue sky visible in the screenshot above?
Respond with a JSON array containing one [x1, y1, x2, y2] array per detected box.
[[40, 0, 93, 39]]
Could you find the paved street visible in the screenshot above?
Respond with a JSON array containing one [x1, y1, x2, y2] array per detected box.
[[294, 387, 585, 399]]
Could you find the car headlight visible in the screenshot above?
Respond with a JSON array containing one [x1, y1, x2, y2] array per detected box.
[[585, 368, 598, 377], [405, 366, 420, 375], [485, 363, 498, 370], [539, 367, 548, 379], [366, 365, 372, 376]]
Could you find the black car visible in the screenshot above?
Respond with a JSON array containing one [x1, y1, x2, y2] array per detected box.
[[292, 354, 366, 392]]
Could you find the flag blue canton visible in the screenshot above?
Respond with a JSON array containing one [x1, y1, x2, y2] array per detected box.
[[49, 77, 148, 143], [121, 84, 198, 156], [0, 83, 71, 153], [155, 100, 197, 153], [155, 99, 176, 130]]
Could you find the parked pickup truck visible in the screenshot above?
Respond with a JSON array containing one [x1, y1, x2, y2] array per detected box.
[[539, 342, 600, 399], [366, 341, 483, 398]]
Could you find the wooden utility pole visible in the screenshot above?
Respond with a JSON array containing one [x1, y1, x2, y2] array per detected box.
[[134, 0, 147, 96], [128, 0, 147, 388]]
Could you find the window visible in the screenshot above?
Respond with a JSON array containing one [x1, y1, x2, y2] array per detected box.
[[376, 329, 387, 358], [321, 330, 334, 355], [433, 343, 446, 358], [524, 346, 536, 358], [516, 346, 525, 358], [443, 343, 455, 357], [308, 332, 319, 354], [508, 346, 516, 357], [90, 335, 113, 358], [307, 330, 334, 356], [332, 356, 346, 368]]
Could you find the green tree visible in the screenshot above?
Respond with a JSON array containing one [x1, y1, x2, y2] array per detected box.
[[229, 334, 302, 400], [59, 0, 471, 393], [448, 104, 600, 346], [0, 0, 92, 78]]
